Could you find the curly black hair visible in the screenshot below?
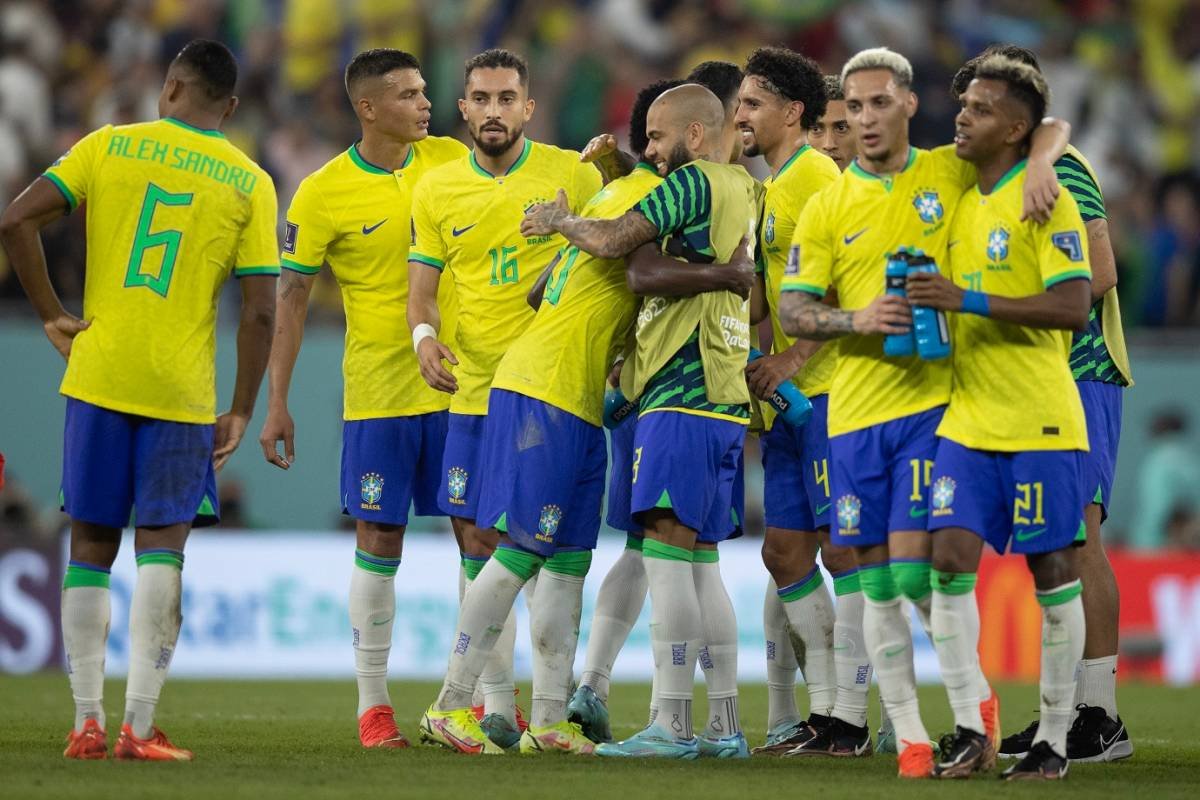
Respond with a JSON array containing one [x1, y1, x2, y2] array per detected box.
[[951, 44, 1040, 98], [685, 60, 743, 111], [744, 46, 827, 128], [629, 78, 683, 159]]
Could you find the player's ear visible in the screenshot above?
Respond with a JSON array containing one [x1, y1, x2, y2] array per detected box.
[[222, 95, 239, 123], [358, 97, 375, 124], [787, 100, 804, 127], [524, 97, 535, 121], [1006, 117, 1030, 147], [457, 97, 467, 121], [905, 90, 919, 119]]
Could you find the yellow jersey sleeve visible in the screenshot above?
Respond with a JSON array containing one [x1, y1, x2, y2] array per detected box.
[[408, 174, 445, 269], [928, 144, 977, 191], [235, 170, 280, 276], [570, 159, 603, 212], [1037, 192, 1092, 289], [43, 125, 111, 212], [280, 176, 334, 274], [781, 190, 831, 296]]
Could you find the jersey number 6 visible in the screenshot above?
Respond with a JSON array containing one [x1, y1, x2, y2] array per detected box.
[[125, 183, 194, 298]]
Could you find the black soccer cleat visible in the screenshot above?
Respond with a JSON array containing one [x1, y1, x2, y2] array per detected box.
[[933, 726, 995, 778], [784, 715, 872, 757], [998, 715, 1039, 759], [1067, 704, 1133, 763], [1000, 741, 1068, 781]]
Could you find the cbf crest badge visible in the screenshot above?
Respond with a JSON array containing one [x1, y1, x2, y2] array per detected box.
[[987, 226, 1010, 263], [836, 495, 862, 534], [913, 189, 944, 225], [931, 476, 956, 517], [536, 504, 563, 543], [447, 467, 468, 505], [360, 472, 383, 510], [764, 210, 776, 245]]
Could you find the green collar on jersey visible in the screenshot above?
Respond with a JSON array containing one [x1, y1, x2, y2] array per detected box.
[[848, 146, 916, 184], [985, 158, 1028, 195], [634, 161, 658, 174], [349, 142, 411, 175], [470, 137, 532, 179], [775, 144, 810, 179], [163, 117, 225, 138]]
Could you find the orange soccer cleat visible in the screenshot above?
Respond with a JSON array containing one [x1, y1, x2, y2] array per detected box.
[[63, 719, 107, 760], [358, 704, 411, 749], [980, 687, 1001, 752], [114, 724, 193, 761], [897, 740, 935, 779]]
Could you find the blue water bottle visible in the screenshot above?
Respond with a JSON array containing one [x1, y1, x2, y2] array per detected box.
[[749, 347, 813, 427], [883, 249, 917, 357], [603, 388, 637, 429], [907, 252, 951, 360]]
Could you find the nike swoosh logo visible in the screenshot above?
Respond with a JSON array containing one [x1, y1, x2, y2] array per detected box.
[[452, 223, 477, 237], [815, 503, 831, 515], [948, 240, 959, 249], [1099, 726, 1124, 749], [1016, 527, 1047, 542], [843, 228, 868, 245], [909, 506, 928, 518], [883, 645, 906, 658], [372, 616, 394, 626], [832, 645, 851, 651], [362, 219, 387, 235]]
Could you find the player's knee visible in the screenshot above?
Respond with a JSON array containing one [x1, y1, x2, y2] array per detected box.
[[892, 560, 932, 602], [819, 541, 855, 574], [355, 520, 404, 556], [1026, 549, 1079, 591]]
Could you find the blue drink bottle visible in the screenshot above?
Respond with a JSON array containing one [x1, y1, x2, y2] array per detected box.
[[603, 388, 637, 429], [749, 347, 813, 427], [884, 249, 916, 357], [907, 252, 951, 360]]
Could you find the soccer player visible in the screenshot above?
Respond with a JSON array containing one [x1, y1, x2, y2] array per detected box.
[[807, 75, 855, 171], [949, 45, 1134, 764], [777, 47, 1068, 777], [406, 48, 601, 753], [908, 55, 1091, 780], [0, 40, 277, 760], [731, 46, 864, 757], [257, 49, 467, 749], [523, 83, 760, 759]]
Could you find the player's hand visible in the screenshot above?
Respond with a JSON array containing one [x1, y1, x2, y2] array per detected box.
[[581, 133, 618, 164], [1021, 157, 1060, 223], [906, 270, 963, 311], [722, 234, 757, 299], [745, 351, 801, 402], [258, 406, 295, 470], [851, 294, 912, 335], [213, 411, 251, 471], [607, 358, 624, 388], [417, 336, 459, 393], [521, 189, 569, 237], [43, 313, 89, 360]]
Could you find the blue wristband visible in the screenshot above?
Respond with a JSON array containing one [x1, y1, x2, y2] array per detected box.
[[961, 290, 990, 317]]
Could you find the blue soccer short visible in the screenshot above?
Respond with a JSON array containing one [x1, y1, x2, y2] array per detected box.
[[438, 412, 486, 518], [61, 397, 218, 529], [475, 389, 606, 556], [630, 410, 746, 543], [340, 411, 447, 526], [606, 416, 638, 534], [762, 393, 831, 532], [828, 405, 944, 547], [928, 437, 1086, 555], [1077, 380, 1122, 520]]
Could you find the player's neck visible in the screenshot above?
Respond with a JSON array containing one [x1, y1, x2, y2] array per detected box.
[[162, 109, 224, 133], [357, 133, 413, 172], [474, 135, 527, 176], [857, 137, 912, 176], [975, 149, 1023, 195], [766, 137, 806, 176]]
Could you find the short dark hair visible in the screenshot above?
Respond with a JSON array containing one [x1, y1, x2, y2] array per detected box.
[[823, 74, 844, 103], [345, 48, 420, 97], [951, 44, 1041, 98], [744, 46, 827, 128], [464, 48, 528, 87], [973, 55, 1051, 133], [629, 78, 683, 158], [686, 60, 743, 110], [172, 39, 237, 102]]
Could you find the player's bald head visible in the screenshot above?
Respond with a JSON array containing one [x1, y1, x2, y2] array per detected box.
[[650, 84, 725, 135], [643, 83, 727, 175]]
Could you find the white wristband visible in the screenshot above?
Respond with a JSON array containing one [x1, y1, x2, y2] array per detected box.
[[412, 323, 437, 353]]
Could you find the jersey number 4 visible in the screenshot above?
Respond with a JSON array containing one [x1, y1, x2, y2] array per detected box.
[[125, 183, 194, 298]]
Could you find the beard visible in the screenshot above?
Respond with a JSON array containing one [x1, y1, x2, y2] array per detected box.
[[665, 140, 692, 173], [471, 121, 523, 157], [740, 129, 761, 158]]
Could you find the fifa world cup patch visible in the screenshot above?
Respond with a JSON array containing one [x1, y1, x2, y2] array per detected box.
[[360, 472, 383, 510], [536, 504, 563, 543], [283, 221, 298, 254], [447, 467, 468, 505], [931, 476, 956, 517], [836, 494, 862, 534]]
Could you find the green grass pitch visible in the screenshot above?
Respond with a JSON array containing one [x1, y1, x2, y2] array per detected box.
[[2, 676, 1197, 799]]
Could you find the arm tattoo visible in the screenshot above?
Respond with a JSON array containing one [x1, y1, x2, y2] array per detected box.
[[778, 291, 854, 340], [556, 210, 658, 259], [279, 270, 310, 304]]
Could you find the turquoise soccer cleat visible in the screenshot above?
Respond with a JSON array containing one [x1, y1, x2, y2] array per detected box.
[[752, 720, 809, 756], [698, 731, 750, 759], [566, 685, 612, 743], [479, 712, 522, 751], [595, 724, 701, 759]]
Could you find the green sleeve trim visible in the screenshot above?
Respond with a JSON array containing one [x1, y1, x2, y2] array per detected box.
[[931, 569, 978, 595], [781, 281, 827, 297], [543, 549, 593, 577], [281, 258, 321, 275], [832, 571, 861, 596], [642, 539, 694, 562], [235, 265, 281, 277], [1044, 270, 1091, 289], [409, 253, 445, 271], [691, 548, 719, 564], [63, 564, 110, 590], [1036, 579, 1083, 607], [41, 172, 77, 211], [858, 563, 898, 603], [624, 534, 644, 552], [493, 545, 544, 581]]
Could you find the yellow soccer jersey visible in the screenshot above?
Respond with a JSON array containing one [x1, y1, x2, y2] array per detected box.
[[760, 144, 840, 413], [492, 164, 662, 426], [282, 137, 468, 420], [938, 161, 1091, 452], [409, 139, 602, 415], [783, 145, 975, 437], [43, 117, 278, 424]]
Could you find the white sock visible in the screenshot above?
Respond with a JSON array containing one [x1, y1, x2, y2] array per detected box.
[[694, 556, 739, 737], [349, 557, 397, 715], [580, 546, 647, 703], [779, 570, 836, 719], [832, 587, 871, 728], [460, 560, 485, 710], [62, 584, 110, 732], [763, 579, 801, 731], [931, 587, 984, 734], [437, 558, 525, 712], [647, 662, 659, 725], [529, 568, 585, 728], [644, 549, 701, 740], [1074, 655, 1118, 719], [479, 604, 517, 724], [124, 559, 184, 738], [1033, 584, 1085, 757], [864, 596, 928, 751]]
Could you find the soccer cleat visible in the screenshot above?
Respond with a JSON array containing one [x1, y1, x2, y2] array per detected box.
[[63, 719, 107, 760], [979, 686, 1001, 753], [751, 720, 808, 756], [471, 688, 528, 733], [519, 720, 596, 755], [595, 724, 701, 759], [697, 731, 750, 758], [419, 706, 504, 755], [479, 713, 522, 751], [1066, 704, 1133, 762], [358, 704, 410, 749], [566, 685, 612, 743], [784, 716, 872, 757], [1001, 740, 1068, 781], [897, 740, 935, 778], [998, 715, 1039, 759], [877, 716, 897, 755], [113, 724, 193, 761], [933, 726, 996, 778]]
